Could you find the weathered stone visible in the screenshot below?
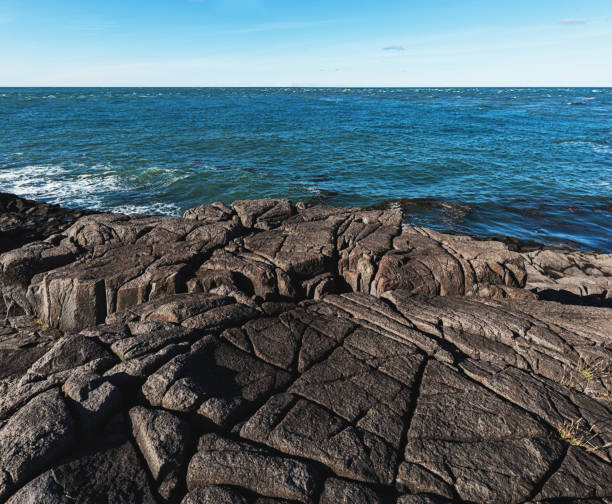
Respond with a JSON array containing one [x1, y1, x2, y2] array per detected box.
[[129, 406, 191, 500], [372, 227, 525, 297], [524, 248, 612, 306], [186, 433, 320, 502], [111, 321, 198, 360], [232, 199, 294, 230], [183, 201, 236, 223], [62, 369, 122, 430], [242, 394, 397, 485], [1, 196, 611, 504], [181, 486, 249, 504], [0, 192, 91, 254], [535, 446, 612, 500], [27, 333, 114, 380], [142, 334, 291, 421], [0, 389, 76, 500], [396, 496, 443, 504], [7, 441, 156, 504], [397, 360, 565, 502], [319, 477, 382, 504], [5, 470, 74, 504]]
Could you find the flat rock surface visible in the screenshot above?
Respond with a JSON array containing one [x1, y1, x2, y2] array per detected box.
[[0, 195, 610, 503]]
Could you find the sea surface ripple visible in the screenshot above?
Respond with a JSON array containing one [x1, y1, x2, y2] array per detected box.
[[1, 87, 611, 251]]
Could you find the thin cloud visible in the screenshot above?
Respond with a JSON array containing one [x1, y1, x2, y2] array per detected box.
[[560, 18, 588, 25], [383, 45, 405, 51], [227, 19, 335, 33], [189, 0, 263, 6]]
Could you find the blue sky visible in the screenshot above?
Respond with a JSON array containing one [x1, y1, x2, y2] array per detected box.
[[1, 0, 611, 86]]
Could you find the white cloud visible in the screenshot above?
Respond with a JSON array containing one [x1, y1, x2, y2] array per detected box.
[[383, 45, 405, 51]]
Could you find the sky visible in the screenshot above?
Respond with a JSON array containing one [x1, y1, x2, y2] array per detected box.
[[0, 0, 611, 86]]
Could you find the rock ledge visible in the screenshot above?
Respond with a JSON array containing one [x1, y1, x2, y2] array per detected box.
[[0, 194, 610, 503]]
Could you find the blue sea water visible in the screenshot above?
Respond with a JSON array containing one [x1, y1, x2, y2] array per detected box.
[[1, 87, 611, 251]]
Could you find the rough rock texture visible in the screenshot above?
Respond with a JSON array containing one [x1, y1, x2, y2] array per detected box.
[[0, 195, 610, 503], [0, 193, 92, 254]]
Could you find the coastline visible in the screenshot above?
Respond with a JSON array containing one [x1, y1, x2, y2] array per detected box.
[[3, 86, 611, 253], [0, 192, 610, 502]]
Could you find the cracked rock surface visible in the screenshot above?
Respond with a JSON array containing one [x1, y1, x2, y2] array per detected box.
[[0, 193, 610, 503]]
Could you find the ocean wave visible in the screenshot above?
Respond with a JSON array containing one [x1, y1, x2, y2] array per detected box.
[[0, 165, 123, 207], [0, 165, 179, 215], [110, 202, 182, 216]]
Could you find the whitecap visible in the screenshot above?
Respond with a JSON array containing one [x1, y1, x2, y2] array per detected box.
[[111, 202, 182, 216], [0, 164, 189, 216], [0, 165, 126, 210]]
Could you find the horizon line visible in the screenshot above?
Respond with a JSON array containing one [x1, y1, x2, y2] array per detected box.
[[1, 85, 611, 89]]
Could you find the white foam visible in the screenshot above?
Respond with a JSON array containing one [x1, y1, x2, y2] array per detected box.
[[0, 165, 120, 207], [0, 164, 182, 215], [111, 202, 182, 216]]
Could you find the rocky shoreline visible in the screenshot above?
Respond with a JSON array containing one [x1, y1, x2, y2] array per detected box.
[[0, 192, 610, 503]]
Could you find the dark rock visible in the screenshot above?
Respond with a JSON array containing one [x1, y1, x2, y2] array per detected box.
[[186, 433, 320, 502], [232, 199, 294, 230], [1, 195, 611, 504], [0, 389, 76, 500], [0, 193, 91, 254], [534, 446, 612, 500], [181, 486, 249, 504], [6, 441, 157, 504], [27, 332, 114, 379], [62, 369, 122, 430], [319, 477, 382, 503], [129, 406, 191, 500]]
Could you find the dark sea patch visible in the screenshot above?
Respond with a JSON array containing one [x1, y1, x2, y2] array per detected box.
[[0, 87, 610, 251]]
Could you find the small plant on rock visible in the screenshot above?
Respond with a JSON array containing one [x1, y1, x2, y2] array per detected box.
[[576, 358, 611, 383], [33, 317, 50, 332], [556, 418, 612, 456]]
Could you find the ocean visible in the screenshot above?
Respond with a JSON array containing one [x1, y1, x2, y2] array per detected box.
[[1, 87, 610, 251]]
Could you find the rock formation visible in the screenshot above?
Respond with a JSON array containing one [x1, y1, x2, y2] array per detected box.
[[0, 193, 610, 503]]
